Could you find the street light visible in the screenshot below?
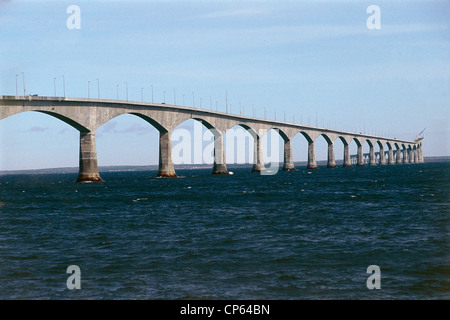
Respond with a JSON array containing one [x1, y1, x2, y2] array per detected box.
[[125, 82, 128, 101], [54, 77, 57, 97], [173, 89, 176, 105], [88, 81, 90, 98], [116, 84, 119, 100], [151, 85, 154, 103], [96, 78, 100, 99], [62, 75, 65, 98], [15, 74, 19, 97], [21, 72, 26, 97], [141, 88, 144, 102]]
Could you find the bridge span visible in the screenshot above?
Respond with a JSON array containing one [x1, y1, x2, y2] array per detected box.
[[0, 95, 423, 182]]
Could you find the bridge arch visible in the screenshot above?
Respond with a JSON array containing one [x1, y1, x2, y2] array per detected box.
[[95, 113, 160, 168]]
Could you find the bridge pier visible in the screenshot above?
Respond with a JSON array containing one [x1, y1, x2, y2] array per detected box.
[[418, 144, 424, 163], [282, 139, 297, 171], [327, 142, 337, 168], [396, 149, 402, 164], [343, 144, 352, 167], [388, 148, 395, 165], [157, 130, 177, 177], [379, 146, 386, 165], [212, 132, 229, 174], [357, 145, 364, 166], [402, 149, 407, 164], [252, 135, 265, 172], [76, 132, 103, 183], [307, 141, 318, 169], [369, 146, 376, 166]]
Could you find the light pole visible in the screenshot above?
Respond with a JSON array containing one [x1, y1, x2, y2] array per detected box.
[[225, 91, 228, 113], [116, 84, 119, 100], [62, 75, 65, 98], [21, 72, 26, 97], [15, 74, 19, 97], [96, 78, 100, 99], [192, 92, 194, 107], [183, 94, 185, 106], [54, 77, 57, 97], [141, 88, 144, 102], [88, 81, 90, 98], [173, 89, 176, 105], [151, 85, 153, 103], [125, 82, 128, 101]]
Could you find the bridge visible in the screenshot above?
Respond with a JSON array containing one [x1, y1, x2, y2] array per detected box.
[[0, 95, 423, 182]]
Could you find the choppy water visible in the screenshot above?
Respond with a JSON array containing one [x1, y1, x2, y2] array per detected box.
[[0, 162, 448, 299]]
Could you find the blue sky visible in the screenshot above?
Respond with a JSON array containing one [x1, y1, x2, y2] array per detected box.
[[0, 0, 449, 170]]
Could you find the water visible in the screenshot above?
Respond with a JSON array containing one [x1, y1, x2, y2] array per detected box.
[[0, 162, 448, 299]]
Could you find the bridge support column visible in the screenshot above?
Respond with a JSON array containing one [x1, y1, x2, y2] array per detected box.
[[282, 139, 296, 171], [369, 146, 376, 166], [212, 132, 229, 174], [396, 149, 401, 164], [414, 149, 418, 163], [379, 146, 386, 165], [157, 130, 177, 177], [357, 145, 364, 166], [418, 144, 424, 163], [343, 144, 351, 167], [252, 136, 265, 172], [307, 141, 318, 169], [388, 148, 395, 165], [76, 132, 103, 183], [402, 149, 407, 164], [327, 142, 337, 168]]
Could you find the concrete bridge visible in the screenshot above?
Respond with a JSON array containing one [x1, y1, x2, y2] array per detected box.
[[0, 95, 423, 182]]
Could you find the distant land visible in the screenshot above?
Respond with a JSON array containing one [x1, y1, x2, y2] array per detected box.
[[0, 156, 448, 175]]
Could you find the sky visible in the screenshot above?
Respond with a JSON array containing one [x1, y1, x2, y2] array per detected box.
[[0, 0, 449, 170]]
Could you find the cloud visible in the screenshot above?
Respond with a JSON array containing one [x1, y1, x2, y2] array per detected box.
[[192, 8, 264, 19], [27, 126, 47, 132]]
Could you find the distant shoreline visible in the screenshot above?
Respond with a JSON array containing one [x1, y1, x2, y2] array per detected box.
[[0, 156, 448, 175]]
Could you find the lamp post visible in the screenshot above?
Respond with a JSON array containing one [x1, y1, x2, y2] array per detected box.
[[88, 81, 90, 99], [96, 78, 100, 99], [173, 89, 176, 105], [141, 88, 144, 102], [54, 77, 57, 97], [15, 74, 19, 97], [21, 72, 26, 97], [125, 82, 128, 101], [116, 84, 119, 100], [62, 75, 65, 98], [151, 85, 153, 103], [225, 91, 228, 113]]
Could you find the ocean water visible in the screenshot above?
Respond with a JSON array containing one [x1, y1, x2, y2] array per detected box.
[[0, 162, 448, 300]]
